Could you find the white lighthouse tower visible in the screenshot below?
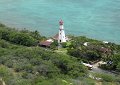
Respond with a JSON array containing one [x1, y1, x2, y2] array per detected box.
[[58, 20, 66, 43]]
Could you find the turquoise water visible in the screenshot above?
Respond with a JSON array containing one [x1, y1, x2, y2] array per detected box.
[[0, 0, 120, 43]]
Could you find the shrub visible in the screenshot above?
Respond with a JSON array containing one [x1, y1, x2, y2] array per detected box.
[[10, 33, 36, 46], [0, 23, 6, 27], [61, 42, 67, 48], [117, 62, 120, 71], [0, 40, 9, 48], [94, 73, 116, 82]]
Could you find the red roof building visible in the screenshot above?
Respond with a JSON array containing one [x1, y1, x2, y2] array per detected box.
[[39, 39, 53, 47]]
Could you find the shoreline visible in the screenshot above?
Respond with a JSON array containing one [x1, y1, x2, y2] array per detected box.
[[0, 22, 120, 45]]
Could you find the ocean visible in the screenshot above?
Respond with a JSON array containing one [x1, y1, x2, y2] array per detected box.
[[0, 0, 120, 43]]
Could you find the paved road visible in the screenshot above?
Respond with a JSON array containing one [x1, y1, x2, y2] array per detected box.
[[90, 61, 118, 76]]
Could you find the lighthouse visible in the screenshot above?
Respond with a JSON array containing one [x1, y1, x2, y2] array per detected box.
[[58, 20, 66, 43]]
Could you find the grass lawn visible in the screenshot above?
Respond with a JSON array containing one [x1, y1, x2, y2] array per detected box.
[[54, 48, 68, 54]]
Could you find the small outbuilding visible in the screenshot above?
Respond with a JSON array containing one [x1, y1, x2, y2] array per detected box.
[[39, 39, 53, 47]]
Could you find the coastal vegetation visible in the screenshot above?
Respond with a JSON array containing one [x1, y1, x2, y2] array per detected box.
[[66, 36, 120, 72], [0, 23, 120, 85], [0, 24, 87, 85]]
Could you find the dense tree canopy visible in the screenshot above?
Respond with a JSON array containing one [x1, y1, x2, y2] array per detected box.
[[0, 25, 46, 46]]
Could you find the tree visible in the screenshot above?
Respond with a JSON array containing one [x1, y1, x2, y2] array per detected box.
[[86, 50, 100, 61], [30, 30, 41, 40], [10, 33, 36, 46], [67, 48, 82, 58]]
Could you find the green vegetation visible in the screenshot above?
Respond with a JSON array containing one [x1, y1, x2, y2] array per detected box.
[[0, 24, 88, 85], [92, 72, 120, 82], [0, 24, 120, 85], [0, 24, 46, 46], [67, 36, 120, 68]]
